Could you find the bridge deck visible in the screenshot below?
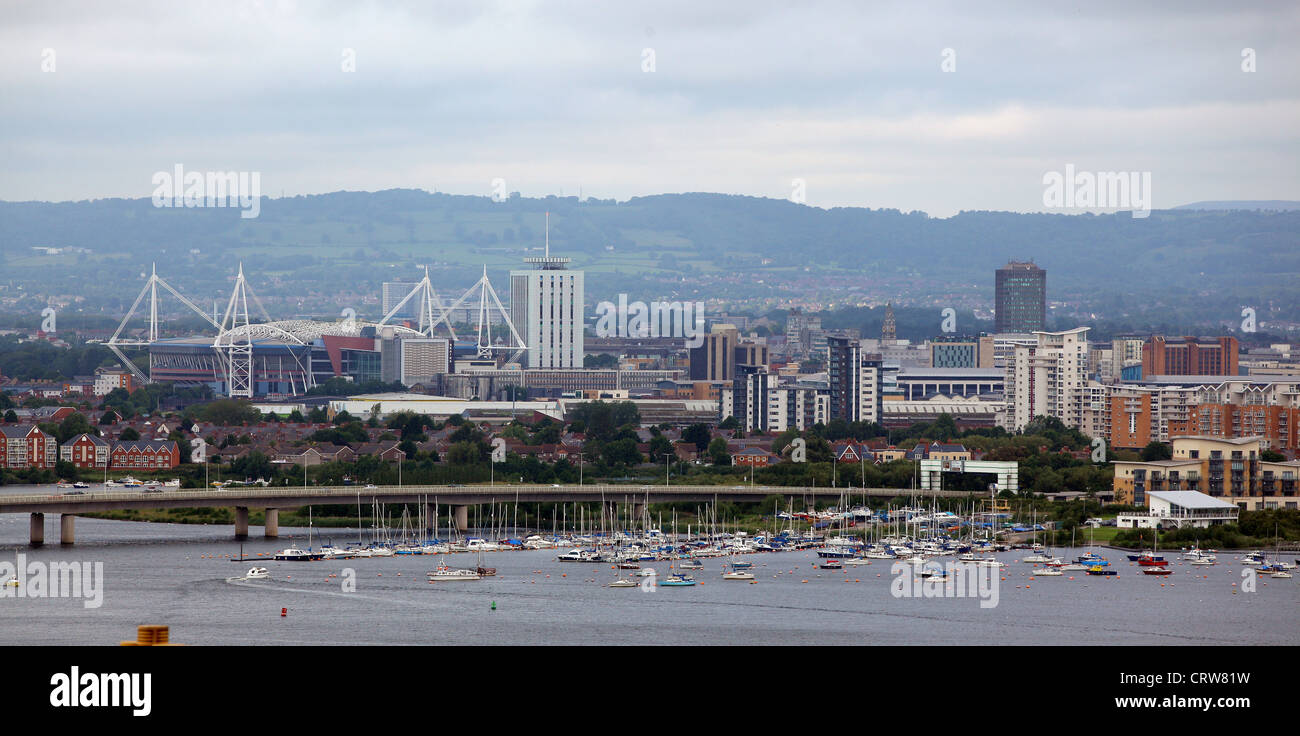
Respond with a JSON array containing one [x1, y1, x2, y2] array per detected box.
[[0, 484, 974, 514]]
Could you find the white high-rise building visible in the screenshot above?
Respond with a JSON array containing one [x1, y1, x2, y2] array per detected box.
[[1006, 327, 1090, 430], [509, 222, 584, 369]]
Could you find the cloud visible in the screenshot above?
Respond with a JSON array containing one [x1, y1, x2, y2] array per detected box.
[[0, 0, 1296, 215]]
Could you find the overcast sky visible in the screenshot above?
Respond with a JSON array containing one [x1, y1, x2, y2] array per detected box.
[[2, 0, 1297, 216]]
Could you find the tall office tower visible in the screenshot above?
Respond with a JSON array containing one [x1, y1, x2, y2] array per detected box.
[[1005, 327, 1090, 430], [382, 281, 419, 320], [995, 261, 1047, 333], [734, 340, 769, 371], [882, 302, 896, 341], [509, 219, 584, 368], [828, 336, 883, 424], [689, 324, 740, 381]]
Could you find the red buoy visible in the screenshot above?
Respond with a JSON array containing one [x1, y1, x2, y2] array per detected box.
[[281, 607, 287, 617]]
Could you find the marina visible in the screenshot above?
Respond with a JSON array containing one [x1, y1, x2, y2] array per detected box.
[[1, 514, 1296, 646]]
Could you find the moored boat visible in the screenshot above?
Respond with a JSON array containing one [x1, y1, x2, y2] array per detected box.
[[427, 563, 480, 582]]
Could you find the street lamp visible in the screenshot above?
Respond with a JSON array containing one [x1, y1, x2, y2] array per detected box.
[[660, 453, 674, 487]]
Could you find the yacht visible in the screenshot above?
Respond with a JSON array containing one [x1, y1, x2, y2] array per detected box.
[[427, 563, 480, 582], [1033, 567, 1064, 577], [556, 549, 598, 562], [273, 547, 322, 561], [608, 578, 640, 587], [677, 559, 704, 570], [659, 573, 696, 587]]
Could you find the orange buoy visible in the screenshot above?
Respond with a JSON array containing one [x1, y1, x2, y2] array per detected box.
[[280, 607, 287, 617]]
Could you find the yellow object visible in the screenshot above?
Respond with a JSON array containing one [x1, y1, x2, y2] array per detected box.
[[120, 625, 180, 646]]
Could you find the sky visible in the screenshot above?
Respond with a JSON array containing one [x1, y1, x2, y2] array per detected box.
[[2, 0, 1298, 216]]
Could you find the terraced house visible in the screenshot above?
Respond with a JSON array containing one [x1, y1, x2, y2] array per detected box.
[[108, 439, 180, 470]]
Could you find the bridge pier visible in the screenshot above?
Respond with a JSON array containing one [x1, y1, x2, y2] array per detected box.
[[30, 513, 44, 546], [264, 508, 279, 538], [452, 505, 468, 532], [234, 506, 249, 540], [633, 503, 645, 522], [424, 502, 434, 533], [60, 514, 75, 546]]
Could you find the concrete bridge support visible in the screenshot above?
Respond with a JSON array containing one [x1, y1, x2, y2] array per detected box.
[[453, 505, 468, 532], [633, 503, 645, 522], [235, 506, 249, 540], [60, 514, 75, 545], [264, 508, 279, 538], [424, 502, 434, 533], [30, 513, 44, 547]]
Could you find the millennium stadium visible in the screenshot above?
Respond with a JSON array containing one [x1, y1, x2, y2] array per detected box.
[[110, 265, 525, 398]]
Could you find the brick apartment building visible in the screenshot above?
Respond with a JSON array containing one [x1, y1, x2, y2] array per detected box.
[[0, 425, 58, 469], [1142, 336, 1239, 377]]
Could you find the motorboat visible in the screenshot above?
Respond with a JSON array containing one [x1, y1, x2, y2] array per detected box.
[[1189, 558, 1216, 566], [1086, 566, 1117, 576], [608, 578, 639, 587], [1059, 563, 1089, 571], [1032, 568, 1064, 576], [818, 559, 843, 570], [633, 568, 657, 577], [1270, 570, 1293, 579], [722, 570, 755, 580], [1141, 567, 1172, 576], [1136, 554, 1168, 567], [244, 567, 269, 580], [427, 564, 480, 582], [73, 481, 90, 489], [273, 547, 322, 561], [677, 559, 704, 570]]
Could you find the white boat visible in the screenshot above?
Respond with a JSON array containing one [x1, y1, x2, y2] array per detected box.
[[1270, 571, 1292, 579], [1189, 558, 1216, 566], [73, 481, 90, 489], [1058, 563, 1089, 571], [608, 578, 639, 588], [427, 563, 480, 582], [244, 567, 269, 580], [369, 546, 395, 557], [163, 478, 181, 488], [273, 547, 321, 561], [1032, 568, 1064, 577]]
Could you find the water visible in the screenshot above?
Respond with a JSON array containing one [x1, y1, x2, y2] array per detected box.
[[1, 516, 1295, 645]]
